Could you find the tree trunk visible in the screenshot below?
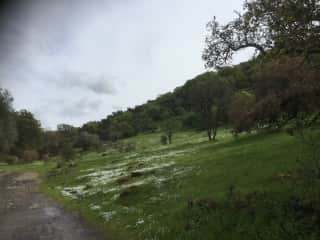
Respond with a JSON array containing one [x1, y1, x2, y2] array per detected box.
[[168, 132, 172, 144], [212, 127, 217, 141], [207, 128, 213, 141]]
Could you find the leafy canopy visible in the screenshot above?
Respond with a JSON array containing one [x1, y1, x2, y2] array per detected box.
[[203, 0, 320, 68]]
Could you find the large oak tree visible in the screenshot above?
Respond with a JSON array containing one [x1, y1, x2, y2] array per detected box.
[[203, 0, 320, 69]]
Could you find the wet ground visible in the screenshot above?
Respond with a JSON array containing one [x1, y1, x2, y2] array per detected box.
[[0, 172, 107, 240]]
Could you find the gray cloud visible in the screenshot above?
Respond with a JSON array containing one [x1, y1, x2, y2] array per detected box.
[[0, 0, 250, 129], [58, 71, 117, 95], [34, 97, 103, 128], [58, 98, 103, 117]]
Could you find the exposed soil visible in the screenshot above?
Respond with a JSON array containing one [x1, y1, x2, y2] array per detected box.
[[0, 172, 107, 240]]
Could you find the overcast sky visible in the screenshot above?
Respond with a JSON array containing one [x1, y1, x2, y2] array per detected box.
[[0, 0, 252, 129]]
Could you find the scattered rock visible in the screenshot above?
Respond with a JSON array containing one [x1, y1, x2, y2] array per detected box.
[[7, 202, 14, 209], [30, 203, 39, 209]]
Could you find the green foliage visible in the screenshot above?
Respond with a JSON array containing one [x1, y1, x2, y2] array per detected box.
[[40, 130, 61, 156], [161, 118, 182, 144], [182, 112, 202, 130], [160, 134, 168, 145], [0, 89, 17, 153], [76, 131, 101, 151], [77, 54, 318, 144], [144, 102, 163, 121], [60, 142, 76, 161], [0, 154, 17, 165], [228, 91, 256, 136], [111, 141, 136, 153], [185, 72, 232, 140], [15, 110, 42, 151], [203, 0, 320, 68], [57, 124, 78, 143], [81, 121, 100, 135], [47, 159, 77, 177], [22, 149, 40, 162], [0, 90, 44, 162], [252, 57, 320, 128]]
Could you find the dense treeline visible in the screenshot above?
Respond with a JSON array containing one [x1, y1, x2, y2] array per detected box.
[[79, 55, 319, 142], [78, 61, 254, 142], [0, 97, 103, 163], [0, 90, 43, 163]]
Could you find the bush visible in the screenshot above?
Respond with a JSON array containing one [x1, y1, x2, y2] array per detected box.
[[228, 91, 256, 136], [160, 134, 168, 145], [76, 131, 101, 151], [0, 154, 17, 165], [41, 153, 50, 161], [22, 150, 39, 162], [60, 142, 75, 161], [48, 159, 77, 177]]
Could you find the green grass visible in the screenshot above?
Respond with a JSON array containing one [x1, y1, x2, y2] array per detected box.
[[0, 129, 312, 239], [0, 160, 54, 178]]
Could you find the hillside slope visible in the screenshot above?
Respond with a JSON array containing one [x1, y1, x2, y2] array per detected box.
[[37, 129, 310, 239]]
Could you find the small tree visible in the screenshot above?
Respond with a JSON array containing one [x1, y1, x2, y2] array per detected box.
[[57, 123, 78, 143], [15, 110, 42, 151], [160, 134, 168, 145], [76, 131, 101, 151], [228, 91, 256, 136], [0, 89, 17, 153], [22, 150, 39, 162], [60, 142, 75, 161], [161, 119, 181, 144], [189, 73, 231, 141], [40, 130, 61, 156]]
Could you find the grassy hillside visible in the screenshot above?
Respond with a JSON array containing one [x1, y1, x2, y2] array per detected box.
[[0, 129, 312, 239]]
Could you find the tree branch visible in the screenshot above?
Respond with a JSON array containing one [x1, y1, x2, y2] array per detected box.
[[230, 43, 266, 55]]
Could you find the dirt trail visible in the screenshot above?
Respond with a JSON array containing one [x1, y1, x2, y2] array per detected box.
[[0, 172, 107, 240]]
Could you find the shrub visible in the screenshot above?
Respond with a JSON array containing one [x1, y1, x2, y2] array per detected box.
[[0, 154, 17, 165], [160, 134, 168, 145], [228, 91, 256, 136], [22, 150, 39, 162], [48, 159, 77, 177], [41, 153, 50, 161], [60, 142, 75, 161], [76, 131, 101, 151]]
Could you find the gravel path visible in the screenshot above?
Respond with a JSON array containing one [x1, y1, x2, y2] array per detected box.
[[0, 172, 108, 240]]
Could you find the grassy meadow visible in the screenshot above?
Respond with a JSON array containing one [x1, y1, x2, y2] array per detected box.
[[0, 129, 312, 239]]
